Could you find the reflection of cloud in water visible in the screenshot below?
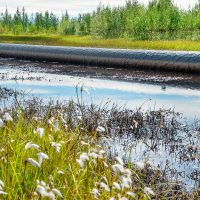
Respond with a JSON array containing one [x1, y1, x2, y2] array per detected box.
[[2, 74, 200, 97], [0, 71, 200, 118]]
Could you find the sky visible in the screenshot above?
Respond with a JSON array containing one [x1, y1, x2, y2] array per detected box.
[[0, 0, 199, 16]]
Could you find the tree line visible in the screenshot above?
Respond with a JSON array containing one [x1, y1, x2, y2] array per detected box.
[[1, 0, 200, 40]]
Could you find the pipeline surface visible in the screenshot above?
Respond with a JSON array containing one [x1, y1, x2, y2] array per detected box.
[[0, 43, 200, 72]]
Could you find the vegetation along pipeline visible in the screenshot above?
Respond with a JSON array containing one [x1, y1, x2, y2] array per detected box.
[[0, 43, 200, 73]]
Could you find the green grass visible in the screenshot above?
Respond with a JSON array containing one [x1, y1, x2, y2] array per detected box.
[[0, 110, 156, 199], [0, 95, 198, 199], [1, 34, 200, 51]]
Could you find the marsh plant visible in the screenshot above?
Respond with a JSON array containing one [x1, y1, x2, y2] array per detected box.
[[0, 95, 199, 199]]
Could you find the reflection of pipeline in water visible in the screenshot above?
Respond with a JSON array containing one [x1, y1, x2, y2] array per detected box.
[[0, 43, 200, 72]]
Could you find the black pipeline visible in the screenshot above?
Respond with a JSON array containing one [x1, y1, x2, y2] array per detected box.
[[0, 43, 200, 72]]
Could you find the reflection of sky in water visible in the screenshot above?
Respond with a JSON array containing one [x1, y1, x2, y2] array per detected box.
[[0, 73, 200, 118], [0, 82, 200, 117]]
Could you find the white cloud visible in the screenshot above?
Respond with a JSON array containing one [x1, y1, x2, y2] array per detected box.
[[0, 0, 198, 16]]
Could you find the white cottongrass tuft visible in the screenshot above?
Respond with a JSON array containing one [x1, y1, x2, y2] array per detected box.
[[26, 158, 40, 168], [54, 121, 59, 132], [76, 152, 89, 168], [36, 185, 50, 198], [115, 156, 124, 166], [57, 170, 65, 175], [135, 161, 145, 170], [119, 176, 132, 189], [144, 187, 155, 196], [0, 180, 4, 188], [80, 141, 90, 146], [51, 142, 62, 153], [37, 152, 49, 165], [52, 188, 63, 198], [25, 142, 40, 151], [0, 191, 7, 195], [126, 191, 136, 198], [96, 126, 106, 132], [0, 118, 4, 127], [36, 180, 62, 199], [113, 182, 121, 190], [103, 161, 108, 168], [0, 179, 7, 195], [89, 152, 99, 159], [100, 182, 110, 192], [91, 188, 100, 199], [112, 164, 125, 174], [35, 128, 45, 138], [3, 113, 13, 122]]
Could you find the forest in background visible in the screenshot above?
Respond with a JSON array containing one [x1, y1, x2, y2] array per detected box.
[[1, 0, 200, 40]]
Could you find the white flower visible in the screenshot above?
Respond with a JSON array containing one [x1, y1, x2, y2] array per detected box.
[[54, 121, 59, 132], [36, 185, 49, 197], [102, 176, 108, 184], [120, 176, 132, 189], [100, 182, 110, 192], [115, 157, 124, 166], [76, 159, 84, 168], [96, 126, 106, 133], [57, 170, 65, 175], [51, 142, 62, 153], [144, 187, 155, 196], [36, 128, 45, 138], [47, 191, 56, 200], [89, 152, 99, 159], [52, 188, 63, 198], [37, 152, 49, 165], [26, 158, 40, 168], [0, 118, 4, 127], [0, 191, 7, 195], [135, 161, 145, 170], [77, 152, 89, 168], [80, 153, 89, 161], [126, 191, 136, 198], [103, 161, 108, 168], [91, 188, 100, 199], [80, 141, 90, 146], [123, 169, 132, 176], [113, 182, 121, 190], [99, 150, 105, 155], [0, 180, 4, 187], [3, 113, 13, 122], [25, 142, 40, 151], [112, 164, 125, 174]]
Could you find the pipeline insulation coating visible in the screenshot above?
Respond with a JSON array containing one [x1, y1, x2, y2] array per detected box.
[[0, 43, 200, 72]]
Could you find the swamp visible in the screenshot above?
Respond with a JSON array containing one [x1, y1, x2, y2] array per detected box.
[[0, 57, 199, 199]]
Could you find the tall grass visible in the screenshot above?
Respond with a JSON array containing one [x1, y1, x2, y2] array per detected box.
[[0, 95, 199, 199], [1, 35, 200, 51]]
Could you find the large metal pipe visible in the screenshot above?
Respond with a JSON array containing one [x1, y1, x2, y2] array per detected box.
[[0, 43, 200, 72]]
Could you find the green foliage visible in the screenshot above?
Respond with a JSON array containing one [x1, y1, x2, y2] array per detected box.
[[1, 0, 200, 40]]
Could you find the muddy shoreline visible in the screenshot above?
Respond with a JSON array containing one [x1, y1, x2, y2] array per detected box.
[[1, 57, 200, 90]]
